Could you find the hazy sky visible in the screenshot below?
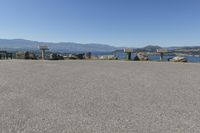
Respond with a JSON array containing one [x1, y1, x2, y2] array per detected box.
[[0, 0, 200, 47]]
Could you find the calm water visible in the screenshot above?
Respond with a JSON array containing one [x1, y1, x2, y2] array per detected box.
[[94, 52, 200, 63], [149, 55, 200, 63]]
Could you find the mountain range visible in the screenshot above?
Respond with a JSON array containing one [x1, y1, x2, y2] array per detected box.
[[0, 39, 120, 52], [0, 39, 199, 53]]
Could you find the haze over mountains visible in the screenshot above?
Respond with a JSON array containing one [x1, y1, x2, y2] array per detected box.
[[0, 39, 120, 52], [0, 39, 199, 52]]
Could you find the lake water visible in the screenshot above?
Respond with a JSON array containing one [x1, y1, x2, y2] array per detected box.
[[94, 52, 200, 63], [149, 55, 200, 63]]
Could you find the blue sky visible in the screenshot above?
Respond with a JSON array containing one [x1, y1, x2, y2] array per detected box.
[[0, 0, 200, 47]]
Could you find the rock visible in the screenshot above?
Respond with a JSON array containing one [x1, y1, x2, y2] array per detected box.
[[16, 51, 37, 59], [99, 55, 118, 60], [169, 56, 187, 62], [49, 54, 64, 60], [84, 52, 92, 59], [64, 53, 85, 60], [134, 52, 149, 61], [76, 54, 85, 59]]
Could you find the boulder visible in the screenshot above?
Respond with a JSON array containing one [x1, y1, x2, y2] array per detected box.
[[99, 55, 118, 60], [49, 54, 64, 60], [16, 51, 37, 59], [169, 56, 187, 62], [134, 52, 149, 61], [64, 53, 85, 60], [84, 52, 92, 59]]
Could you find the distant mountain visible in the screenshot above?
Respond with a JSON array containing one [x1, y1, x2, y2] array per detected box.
[[1, 39, 199, 53], [142, 45, 162, 52], [143, 45, 162, 50], [0, 39, 120, 52]]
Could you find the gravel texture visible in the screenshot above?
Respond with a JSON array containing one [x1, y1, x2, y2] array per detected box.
[[0, 60, 200, 133]]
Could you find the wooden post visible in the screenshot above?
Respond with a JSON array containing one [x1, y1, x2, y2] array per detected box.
[[127, 52, 131, 60], [39, 46, 49, 60], [157, 49, 168, 62], [160, 52, 164, 61], [124, 49, 133, 61], [42, 49, 45, 60]]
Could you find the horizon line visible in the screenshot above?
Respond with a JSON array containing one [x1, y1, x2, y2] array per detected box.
[[0, 38, 200, 48]]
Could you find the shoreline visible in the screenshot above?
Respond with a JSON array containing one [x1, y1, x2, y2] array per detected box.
[[1, 59, 200, 65]]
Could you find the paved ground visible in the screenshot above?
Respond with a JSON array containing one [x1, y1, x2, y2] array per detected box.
[[0, 60, 200, 133]]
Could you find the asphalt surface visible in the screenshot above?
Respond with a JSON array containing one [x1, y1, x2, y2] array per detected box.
[[0, 60, 200, 133]]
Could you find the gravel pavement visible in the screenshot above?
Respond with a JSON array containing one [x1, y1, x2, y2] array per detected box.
[[0, 60, 200, 133]]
